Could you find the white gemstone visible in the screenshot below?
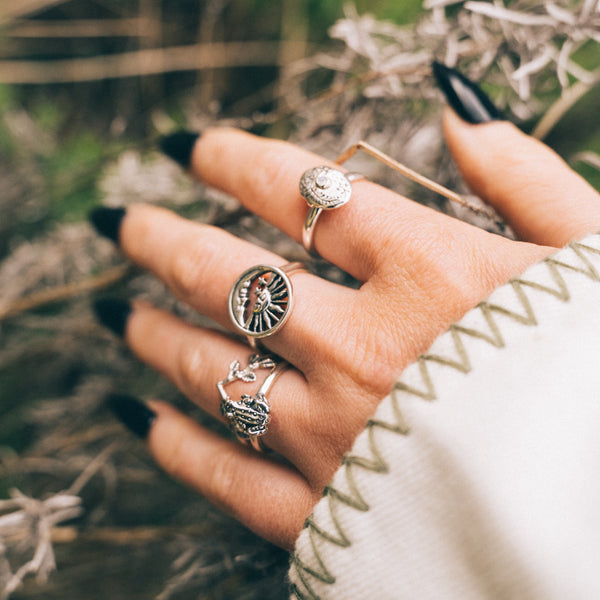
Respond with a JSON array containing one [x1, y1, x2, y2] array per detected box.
[[316, 172, 330, 189]]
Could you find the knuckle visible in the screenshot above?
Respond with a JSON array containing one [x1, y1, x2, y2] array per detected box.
[[177, 342, 205, 394], [244, 141, 296, 212], [168, 237, 206, 299], [168, 231, 221, 301], [160, 432, 188, 481], [205, 445, 240, 511]]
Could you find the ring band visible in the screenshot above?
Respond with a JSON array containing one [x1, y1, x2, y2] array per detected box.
[[217, 354, 287, 451], [300, 140, 491, 257], [228, 262, 304, 349], [300, 166, 364, 255]]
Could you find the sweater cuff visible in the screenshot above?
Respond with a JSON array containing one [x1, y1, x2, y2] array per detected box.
[[289, 233, 600, 600]]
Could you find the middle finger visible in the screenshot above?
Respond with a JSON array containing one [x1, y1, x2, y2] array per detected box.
[[119, 203, 358, 370]]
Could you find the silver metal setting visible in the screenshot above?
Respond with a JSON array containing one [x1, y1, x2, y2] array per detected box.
[[300, 166, 353, 209], [228, 262, 304, 346], [217, 354, 287, 451], [300, 166, 364, 255], [300, 139, 491, 256]]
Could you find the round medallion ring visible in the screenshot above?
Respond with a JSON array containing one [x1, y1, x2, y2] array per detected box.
[[300, 166, 365, 256], [228, 262, 305, 348]]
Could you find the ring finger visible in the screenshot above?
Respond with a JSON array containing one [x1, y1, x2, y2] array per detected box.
[[125, 301, 348, 483]]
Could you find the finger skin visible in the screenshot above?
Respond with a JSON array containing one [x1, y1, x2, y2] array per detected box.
[[189, 127, 534, 281], [119, 204, 281, 323], [124, 303, 388, 489], [122, 119, 590, 553], [125, 302, 313, 461], [126, 302, 252, 420], [146, 401, 315, 549], [122, 121, 598, 554], [443, 108, 600, 247], [191, 127, 381, 279], [118, 203, 357, 367]]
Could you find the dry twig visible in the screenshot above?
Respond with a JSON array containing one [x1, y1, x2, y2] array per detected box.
[[0, 264, 131, 322], [0, 41, 311, 84], [6, 18, 155, 38], [0, 0, 69, 25]]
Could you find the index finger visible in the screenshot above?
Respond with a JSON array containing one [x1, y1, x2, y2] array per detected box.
[[165, 127, 483, 282]]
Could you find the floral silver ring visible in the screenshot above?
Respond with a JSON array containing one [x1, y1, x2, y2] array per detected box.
[[217, 354, 287, 452], [228, 262, 305, 349]]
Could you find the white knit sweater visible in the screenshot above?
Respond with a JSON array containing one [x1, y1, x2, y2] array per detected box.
[[289, 233, 600, 599]]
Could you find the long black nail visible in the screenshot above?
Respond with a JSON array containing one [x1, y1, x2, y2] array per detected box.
[[89, 206, 126, 244], [93, 298, 132, 338], [106, 394, 156, 439], [432, 62, 505, 124], [159, 130, 200, 169]]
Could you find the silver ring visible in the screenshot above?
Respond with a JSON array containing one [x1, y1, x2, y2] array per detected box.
[[299, 166, 365, 255], [217, 354, 287, 451], [228, 262, 304, 348]]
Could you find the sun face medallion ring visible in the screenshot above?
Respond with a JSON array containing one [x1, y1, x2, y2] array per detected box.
[[217, 354, 287, 452], [300, 166, 364, 256], [228, 262, 305, 349]]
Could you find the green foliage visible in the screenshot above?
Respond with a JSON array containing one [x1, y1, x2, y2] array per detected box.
[[545, 83, 600, 190], [42, 133, 106, 222], [572, 38, 600, 70], [354, 0, 423, 23], [0, 83, 14, 111]]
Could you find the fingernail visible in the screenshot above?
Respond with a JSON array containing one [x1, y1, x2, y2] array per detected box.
[[106, 394, 156, 439], [158, 130, 200, 169], [432, 61, 505, 124], [89, 206, 126, 244], [93, 298, 132, 338]]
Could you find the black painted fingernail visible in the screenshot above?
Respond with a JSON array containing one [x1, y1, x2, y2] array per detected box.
[[432, 61, 505, 124], [89, 206, 126, 244], [158, 130, 200, 169], [106, 394, 156, 439], [93, 298, 132, 338]]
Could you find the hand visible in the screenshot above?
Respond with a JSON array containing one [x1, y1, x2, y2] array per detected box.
[[92, 106, 600, 550]]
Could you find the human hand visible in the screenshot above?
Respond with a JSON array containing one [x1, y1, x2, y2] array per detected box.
[[90, 65, 600, 550]]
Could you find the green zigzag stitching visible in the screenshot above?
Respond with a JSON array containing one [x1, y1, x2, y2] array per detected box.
[[289, 237, 600, 600]]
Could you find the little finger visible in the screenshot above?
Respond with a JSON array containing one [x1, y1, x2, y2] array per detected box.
[[108, 394, 315, 549]]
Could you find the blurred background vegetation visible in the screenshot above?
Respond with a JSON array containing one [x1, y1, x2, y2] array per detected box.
[[0, 0, 423, 239], [0, 1, 598, 599], [0, 2, 427, 599]]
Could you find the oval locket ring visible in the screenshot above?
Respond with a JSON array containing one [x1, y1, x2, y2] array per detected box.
[[228, 262, 305, 349], [300, 166, 365, 256]]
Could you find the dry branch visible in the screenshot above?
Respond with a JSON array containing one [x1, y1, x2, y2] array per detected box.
[[0, 264, 131, 322], [0, 41, 310, 84], [6, 18, 155, 38], [49, 524, 213, 545], [532, 72, 600, 140], [0, 0, 69, 25]]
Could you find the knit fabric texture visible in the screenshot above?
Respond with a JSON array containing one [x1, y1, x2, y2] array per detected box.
[[289, 233, 600, 599]]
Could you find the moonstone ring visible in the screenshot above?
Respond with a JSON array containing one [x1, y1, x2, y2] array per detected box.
[[300, 166, 364, 255], [299, 139, 487, 256]]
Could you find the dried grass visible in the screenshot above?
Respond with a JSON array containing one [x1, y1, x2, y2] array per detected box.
[[1, 1, 599, 598]]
